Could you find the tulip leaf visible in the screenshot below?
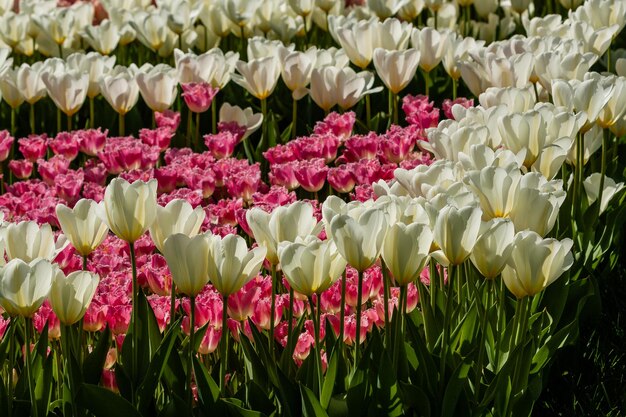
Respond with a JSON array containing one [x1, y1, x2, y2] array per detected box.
[[192, 355, 224, 414], [34, 353, 54, 417], [240, 335, 270, 390], [300, 383, 329, 417], [77, 383, 142, 417], [83, 326, 112, 385], [136, 318, 181, 415], [406, 317, 438, 395], [0, 318, 15, 365], [245, 380, 276, 416], [372, 350, 403, 416], [0, 375, 7, 416], [441, 360, 472, 417], [162, 347, 187, 400], [321, 348, 338, 410], [398, 381, 431, 416], [222, 398, 266, 417], [157, 392, 187, 417]]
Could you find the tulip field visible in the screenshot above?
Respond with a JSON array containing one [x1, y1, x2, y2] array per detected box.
[[1, 0, 626, 415]]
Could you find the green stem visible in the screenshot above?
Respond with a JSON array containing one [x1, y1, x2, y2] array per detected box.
[[211, 98, 217, 134], [57, 108, 62, 134], [269, 263, 277, 358], [365, 95, 371, 128], [129, 241, 138, 405], [61, 325, 79, 417], [354, 269, 364, 363], [7, 319, 14, 414], [474, 280, 491, 400], [393, 285, 407, 369], [119, 113, 125, 137], [440, 264, 455, 389], [339, 269, 347, 344], [291, 98, 298, 139], [24, 317, 38, 417], [30, 103, 36, 134], [188, 296, 196, 413], [186, 109, 192, 148], [170, 283, 177, 333], [452, 79, 457, 100], [10, 108, 16, 137], [381, 261, 391, 346], [90, 97, 95, 129], [423, 70, 431, 97], [195, 112, 201, 150], [220, 294, 229, 395], [308, 295, 322, 396], [287, 287, 294, 355], [67, 114, 72, 132], [597, 129, 609, 215]]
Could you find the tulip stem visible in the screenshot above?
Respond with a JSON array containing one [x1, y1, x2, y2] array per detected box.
[[129, 241, 139, 405], [61, 324, 80, 417], [10, 108, 16, 137], [170, 284, 177, 332], [365, 95, 372, 128], [29, 103, 36, 134], [339, 269, 347, 344], [381, 261, 391, 346], [7, 319, 14, 413], [393, 284, 407, 370], [287, 287, 294, 355], [188, 295, 196, 412], [211, 98, 217, 134], [452, 79, 457, 100], [67, 114, 72, 132], [57, 108, 62, 135], [24, 317, 38, 417], [195, 112, 201, 150], [439, 264, 455, 390], [186, 109, 192, 148], [269, 264, 277, 358], [291, 98, 298, 139], [597, 129, 610, 217], [507, 296, 530, 417], [119, 114, 125, 137], [354, 269, 364, 364], [220, 294, 229, 396], [90, 97, 95, 130], [308, 295, 323, 396], [474, 280, 491, 401]]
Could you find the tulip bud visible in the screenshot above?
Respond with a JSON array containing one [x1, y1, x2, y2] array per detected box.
[[162, 233, 210, 297], [49, 270, 100, 325], [56, 199, 109, 257], [0, 259, 59, 318], [149, 199, 205, 254]]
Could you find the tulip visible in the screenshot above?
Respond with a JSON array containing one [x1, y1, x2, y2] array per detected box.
[[0, 258, 58, 318], [583, 173, 625, 214], [246, 201, 321, 266], [49, 270, 99, 325], [99, 66, 140, 135], [161, 232, 211, 403], [502, 231, 573, 299], [232, 56, 281, 101], [0, 67, 25, 110], [149, 199, 205, 254], [381, 222, 432, 286], [219, 103, 262, 140], [463, 166, 522, 220], [161, 233, 210, 297], [279, 236, 346, 297], [207, 234, 266, 297], [509, 173, 566, 237], [80, 19, 121, 55], [2, 220, 68, 263], [56, 199, 109, 259], [41, 68, 89, 130], [432, 204, 482, 266], [97, 178, 158, 244], [136, 66, 179, 113], [469, 218, 516, 279], [373, 48, 421, 95], [328, 207, 387, 359]]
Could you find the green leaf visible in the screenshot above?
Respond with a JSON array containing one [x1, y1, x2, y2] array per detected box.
[[441, 360, 472, 417], [192, 354, 221, 413], [136, 318, 181, 415], [321, 348, 338, 409], [83, 326, 112, 385], [0, 318, 15, 364], [301, 384, 329, 417], [77, 383, 142, 417], [398, 381, 431, 417], [222, 398, 266, 417]]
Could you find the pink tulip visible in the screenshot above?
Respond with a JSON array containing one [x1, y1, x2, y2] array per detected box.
[[49, 132, 80, 161], [8, 159, 33, 179], [204, 131, 239, 159], [313, 111, 356, 142], [139, 127, 173, 152], [328, 165, 356, 193], [18, 135, 48, 161], [0, 130, 15, 161], [442, 97, 474, 119], [263, 144, 297, 164], [402, 94, 440, 128], [155, 110, 181, 132], [37, 155, 70, 185], [269, 162, 300, 190], [293, 159, 328, 193], [227, 284, 261, 321], [75, 128, 107, 156], [343, 133, 379, 161], [181, 83, 219, 113]]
